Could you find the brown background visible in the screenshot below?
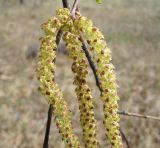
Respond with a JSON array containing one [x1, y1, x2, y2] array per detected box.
[[0, 0, 160, 147]]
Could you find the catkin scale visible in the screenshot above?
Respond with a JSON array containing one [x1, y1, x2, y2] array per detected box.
[[63, 30, 98, 148], [74, 14, 123, 148], [36, 10, 81, 148]]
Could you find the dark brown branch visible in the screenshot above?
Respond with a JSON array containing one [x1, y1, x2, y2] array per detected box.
[[43, 105, 53, 148], [62, 0, 70, 9], [80, 36, 102, 91], [118, 110, 160, 121], [43, 30, 63, 148], [120, 128, 130, 148], [56, 29, 63, 45]]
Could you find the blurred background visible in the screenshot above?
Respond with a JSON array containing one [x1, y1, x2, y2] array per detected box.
[[0, 0, 160, 147]]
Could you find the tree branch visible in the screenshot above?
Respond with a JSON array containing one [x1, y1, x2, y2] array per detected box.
[[118, 110, 160, 121], [80, 36, 102, 91], [120, 128, 130, 148]]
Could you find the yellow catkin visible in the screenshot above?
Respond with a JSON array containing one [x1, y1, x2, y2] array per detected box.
[[63, 29, 98, 148], [74, 13, 123, 148], [36, 10, 81, 148]]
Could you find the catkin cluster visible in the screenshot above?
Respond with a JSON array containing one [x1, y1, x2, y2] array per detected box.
[[36, 7, 122, 148]]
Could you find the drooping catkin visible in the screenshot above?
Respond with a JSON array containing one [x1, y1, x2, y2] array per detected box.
[[74, 13, 123, 148], [36, 12, 81, 148], [63, 30, 98, 148]]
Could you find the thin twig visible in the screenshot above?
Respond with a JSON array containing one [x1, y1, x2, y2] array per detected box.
[[118, 110, 160, 121], [56, 29, 63, 45], [120, 128, 130, 148], [71, 0, 79, 18], [43, 105, 53, 148], [43, 30, 63, 148], [62, 0, 70, 9], [80, 36, 102, 91]]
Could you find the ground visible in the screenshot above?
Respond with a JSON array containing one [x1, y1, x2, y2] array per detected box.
[[0, 0, 160, 148]]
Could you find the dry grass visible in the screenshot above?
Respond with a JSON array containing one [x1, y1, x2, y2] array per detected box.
[[0, 0, 160, 147]]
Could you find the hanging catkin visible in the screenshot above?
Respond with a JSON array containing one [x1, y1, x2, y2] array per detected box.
[[63, 28, 98, 148], [36, 9, 81, 148], [74, 12, 123, 148]]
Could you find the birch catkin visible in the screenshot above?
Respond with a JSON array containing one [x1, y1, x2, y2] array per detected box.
[[36, 10, 81, 148], [63, 30, 98, 148], [74, 13, 123, 148]]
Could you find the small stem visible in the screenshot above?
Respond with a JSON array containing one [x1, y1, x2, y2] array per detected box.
[[43, 105, 53, 148], [56, 29, 63, 45], [80, 36, 101, 91], [120, 128, 130, 148], [62, 0, 70, 9], [118, 110, 160, 121], [71, 0, 79, 18]]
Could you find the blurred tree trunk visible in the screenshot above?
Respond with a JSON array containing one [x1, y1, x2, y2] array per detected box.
[[19, 0, 24, 4]]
